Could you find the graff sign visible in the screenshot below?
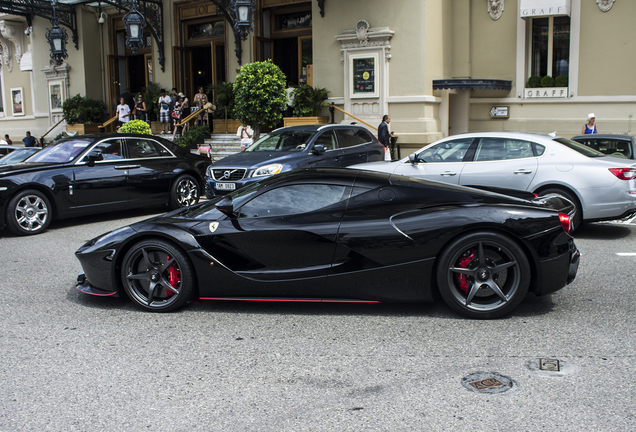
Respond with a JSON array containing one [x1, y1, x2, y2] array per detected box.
[[525, 87, 568, 99], [519, 0, 570, 17]]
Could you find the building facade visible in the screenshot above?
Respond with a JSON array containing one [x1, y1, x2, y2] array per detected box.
[[0, 0, 633, 155]]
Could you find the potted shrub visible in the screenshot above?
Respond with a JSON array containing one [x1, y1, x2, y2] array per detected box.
[[174, 125, 210, 149], [63, 94, 107, 134], [207, 81, 241, 133], [284, 85, 330, 127], [118, 119, 152, 135], [233, 60, 287, 141]]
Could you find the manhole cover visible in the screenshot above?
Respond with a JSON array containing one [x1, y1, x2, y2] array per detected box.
[[461, 372, 516, 394]]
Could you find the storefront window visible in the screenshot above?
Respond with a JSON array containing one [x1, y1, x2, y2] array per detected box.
[[187, 21, 224, 40], [530, 16, 570, 79], [274, 11, 311, 31]]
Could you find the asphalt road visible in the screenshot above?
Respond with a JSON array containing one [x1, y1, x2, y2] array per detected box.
[[1, 208, 635, 432]]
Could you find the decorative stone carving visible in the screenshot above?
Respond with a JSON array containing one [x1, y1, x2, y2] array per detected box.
[[0, 37, 12, 72], [597, 0, 615, 12], [355, 20, 370, 46], [488, 0, 504, 20], [0, 21, 23, 64]]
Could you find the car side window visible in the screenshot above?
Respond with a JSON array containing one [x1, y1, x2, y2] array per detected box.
[[355, 129, 374, 144], [126, 139, 160, 158], [580, 139, 631, 158], [313, 131, 338, 151], [93, 139, 123, 161], [336, 129, 362, 148], [417, 139, 472, 163], [239, 184, 347, 218], [474, 138, 534, 161]]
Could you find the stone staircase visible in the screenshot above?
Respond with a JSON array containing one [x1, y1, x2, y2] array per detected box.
[[201, 134, 242, 162]]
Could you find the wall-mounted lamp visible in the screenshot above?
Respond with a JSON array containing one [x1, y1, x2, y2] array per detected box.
[[98, 12, 107, 25], [24, 26, 33, 36]]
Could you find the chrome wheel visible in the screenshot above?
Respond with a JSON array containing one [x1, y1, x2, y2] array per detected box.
[[437, 233, 530, 319], [121, 240, 194, 312], [6, 190, 52, 235], [170, 175, 199, 209]]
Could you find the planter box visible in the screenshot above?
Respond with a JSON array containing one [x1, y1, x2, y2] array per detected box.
[[150, 121, 164, 134], [66, 124, 100, 135], [524, 87, 568, 99], [283, 116, 329, 127], [212, 119, 242, 134]]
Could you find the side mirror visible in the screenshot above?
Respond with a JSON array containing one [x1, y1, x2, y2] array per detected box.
[[408, 153, 417, 164], [215, 195, 236, 219], [311, 144, 326, 155], [85, 150, 103, 166]]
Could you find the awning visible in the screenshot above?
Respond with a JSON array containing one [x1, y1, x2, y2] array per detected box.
[[519, 0, 571, 18], [433, 79, 512, 91]]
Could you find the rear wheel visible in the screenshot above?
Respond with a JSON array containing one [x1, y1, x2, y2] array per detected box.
[[169, 175, 200, 209], [539, 188, 582, 231], [121, 239, 195, 312], [5, 189, 52, 236], [436, 232, 530, 319]]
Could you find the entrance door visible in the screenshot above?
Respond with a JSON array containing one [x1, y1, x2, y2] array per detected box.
[[108, 56, 128, 114]]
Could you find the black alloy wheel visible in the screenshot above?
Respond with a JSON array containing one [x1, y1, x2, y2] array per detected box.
[[5, 189, 52, 236], [436, 232, 530, 319], [539, 188, 582, 231], [121, 239, 195, 312], [169, 175, 200, 209]]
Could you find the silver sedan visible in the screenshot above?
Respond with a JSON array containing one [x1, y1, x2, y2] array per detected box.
[[353, 132, 636, 229]]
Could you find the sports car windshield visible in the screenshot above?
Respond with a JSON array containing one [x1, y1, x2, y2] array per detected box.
[[553, 138, 605, 158], [246, 130, 316, 152], [188, 181, 264, 219], [27, 138, 93, 163]]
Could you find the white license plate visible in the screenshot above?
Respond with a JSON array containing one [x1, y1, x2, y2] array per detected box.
[[215, 182, 236, 191]]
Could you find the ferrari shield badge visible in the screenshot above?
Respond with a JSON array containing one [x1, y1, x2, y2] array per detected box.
[[209, 222, 219, 233]]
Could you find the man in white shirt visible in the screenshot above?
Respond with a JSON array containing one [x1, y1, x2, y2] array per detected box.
[[117, 97, 131, 127], [237, 124, 253, 151], [158, 89, 172, 134]]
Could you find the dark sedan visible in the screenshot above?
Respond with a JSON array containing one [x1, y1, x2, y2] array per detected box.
[[205, 124, 384, 198], [571, 134, 635, 159], [76, 168, 580, 319], [0, 133, 210, 235]]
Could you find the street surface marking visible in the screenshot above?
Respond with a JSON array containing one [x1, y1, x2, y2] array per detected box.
[[616, 253, 636, 256]]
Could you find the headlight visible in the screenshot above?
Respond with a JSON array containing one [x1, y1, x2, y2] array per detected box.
[[252, 163, 283, 177], [206, 165, 214, 177]]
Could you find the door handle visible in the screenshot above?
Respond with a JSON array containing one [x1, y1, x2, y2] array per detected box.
[[115, 165, 141, 170], [440, 171, 457, 176], [514, 169, 533, 174]]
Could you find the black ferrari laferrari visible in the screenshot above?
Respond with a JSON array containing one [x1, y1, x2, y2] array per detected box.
[[75, 168, 580, 319]]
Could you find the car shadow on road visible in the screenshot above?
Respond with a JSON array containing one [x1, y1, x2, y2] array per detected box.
[[573, 222, 633, 240]]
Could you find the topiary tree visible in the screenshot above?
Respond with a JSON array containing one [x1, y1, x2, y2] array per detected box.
[[554, 75, 569, 87], [118, 119, 151, 135], [62, 94, 107, 125], [540, 75, 555, 87], [233, 60, 287, 141], [527, 76, 541, 88]]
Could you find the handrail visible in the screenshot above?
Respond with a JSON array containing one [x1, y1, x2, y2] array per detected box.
[[40, 117, 66, 142], [330, 103, 378, 131], [177, 108, 203, 127], [100, 115, 118, 128]]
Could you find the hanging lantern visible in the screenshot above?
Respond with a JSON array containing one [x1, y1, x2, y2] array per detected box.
[[231, 0, 255, 41], [45, 0, 68, 65], [122, 0, 146, 54]]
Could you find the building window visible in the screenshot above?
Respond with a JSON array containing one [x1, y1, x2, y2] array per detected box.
[[530, 16, 570, 78]]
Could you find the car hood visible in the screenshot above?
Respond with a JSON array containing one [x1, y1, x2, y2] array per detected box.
[[213, 151, 301, 169], [0, 161, 66, 176]]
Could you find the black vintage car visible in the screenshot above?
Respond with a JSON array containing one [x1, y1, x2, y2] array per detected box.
[[0, 134, 210, 236], [76, 168, 580, 319]]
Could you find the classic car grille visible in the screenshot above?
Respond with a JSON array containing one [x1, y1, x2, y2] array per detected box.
[[212, 168, 246, 181]]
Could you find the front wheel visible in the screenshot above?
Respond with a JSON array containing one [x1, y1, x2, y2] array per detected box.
[[5, 189, 52, 235], [121, 239, 196, 312], [436, 232, 530, 319], [169, 175, 200, 209]]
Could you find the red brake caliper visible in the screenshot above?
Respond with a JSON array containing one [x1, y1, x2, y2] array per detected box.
[[456, 250, 474, 293], [166, 255, 181, 297]]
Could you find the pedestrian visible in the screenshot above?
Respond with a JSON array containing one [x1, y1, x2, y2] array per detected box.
[[179, 92, 190, 117], [116, 97, 131, 127], [4, 134, 12, 144], [192, 86, 208, 126], [582, 113, 598, 134], [22, 131, 38, 148], [378, 114, 392, 160], [172, 96, 182, 134], [237, 123, 253, 151], [158, 89, 172, 134], [120, 88, 135, 113], [134, 94, 147, 122]]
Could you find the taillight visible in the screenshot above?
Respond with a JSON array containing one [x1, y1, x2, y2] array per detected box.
[[609, 168, 636, 180], [558, 213, 571, 234]]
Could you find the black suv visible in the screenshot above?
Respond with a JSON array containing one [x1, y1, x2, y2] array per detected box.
[[205, 124, 384, 197], [571, 134, 635, 159]]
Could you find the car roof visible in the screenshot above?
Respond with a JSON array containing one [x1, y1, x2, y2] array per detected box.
[[571, 134, 635, 141], [273, 124, 374, 133], [436, 131, 556, 141]]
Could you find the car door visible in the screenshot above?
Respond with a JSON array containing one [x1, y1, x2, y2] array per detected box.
[[459, 137, 538, 191], [198, 183, 350, 297], [393, 138, 475, 185], [124, 138, 176, 205], [336, 128, 368, 166], [305, 130, 345, 168], [72, 138, 129, 210]]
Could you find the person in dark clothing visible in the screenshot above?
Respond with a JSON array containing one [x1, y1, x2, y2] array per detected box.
[[23, 131, 38, 147], [378, 115, 392, 161], [120, 89, 135, 113]]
